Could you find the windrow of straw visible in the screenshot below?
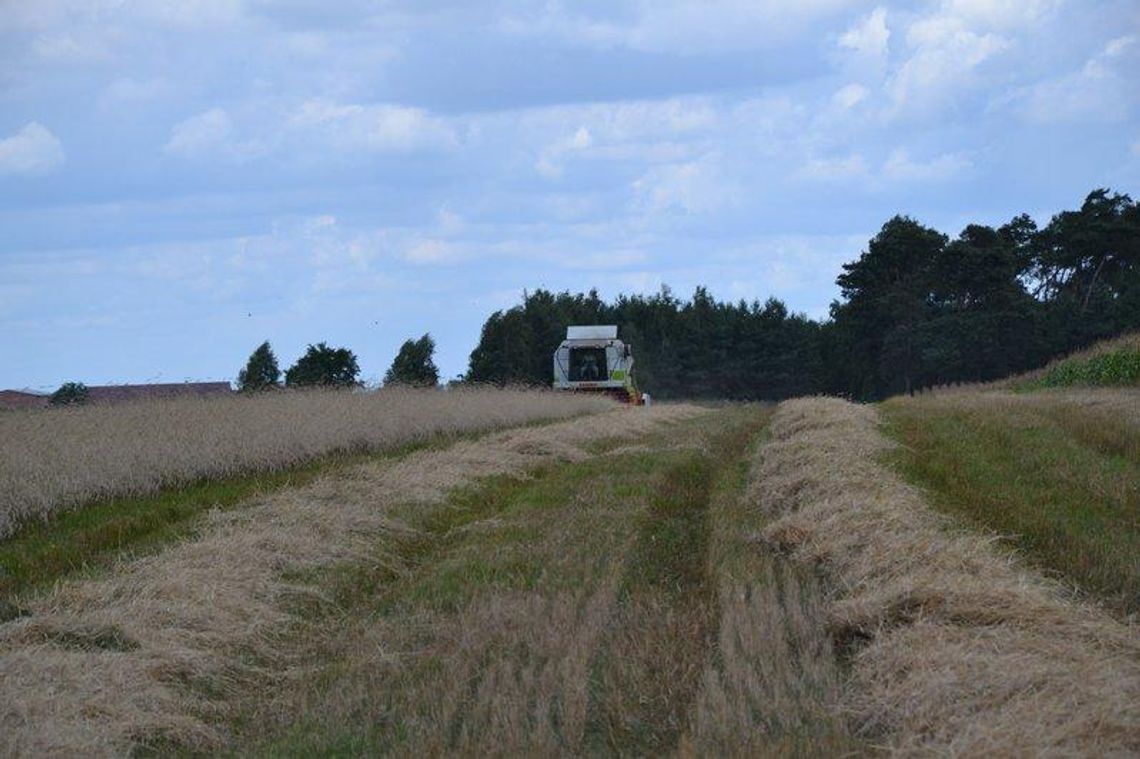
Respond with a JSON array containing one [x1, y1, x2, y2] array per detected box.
[[752, 396, 1140, 755], [0, 386, 612, 538], [0, 404, 708, 757]]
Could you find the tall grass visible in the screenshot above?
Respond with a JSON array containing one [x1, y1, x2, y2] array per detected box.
[[0, 386, 611, 539]]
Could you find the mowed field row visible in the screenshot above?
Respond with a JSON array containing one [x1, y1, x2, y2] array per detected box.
[[2, 391, 1139, 755]]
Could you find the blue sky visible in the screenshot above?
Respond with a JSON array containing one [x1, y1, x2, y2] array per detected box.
[[1, 0, 1138, 390]]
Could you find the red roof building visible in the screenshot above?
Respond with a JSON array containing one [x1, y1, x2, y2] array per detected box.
[[84, 382, 233, 404], [0, 382, 232, 410], [0, 390, 49, 411]]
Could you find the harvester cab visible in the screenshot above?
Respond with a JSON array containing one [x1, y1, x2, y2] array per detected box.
[[552, 325, 643, 404]]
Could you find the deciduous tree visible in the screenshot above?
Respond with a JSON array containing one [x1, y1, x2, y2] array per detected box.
[[50, 382, 89, 406], [384, 334, 440, 387], [285, 343, 360, 388]]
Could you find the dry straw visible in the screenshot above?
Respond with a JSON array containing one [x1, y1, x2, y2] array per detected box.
[[754, 397, 1140, 755], [0, 403, 707, 756], [0, 386, 612, 538]]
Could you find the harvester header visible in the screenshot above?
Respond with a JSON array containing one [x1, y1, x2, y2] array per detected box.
[[553, 324, 644, 404]]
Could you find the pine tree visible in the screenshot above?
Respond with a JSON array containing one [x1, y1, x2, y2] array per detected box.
[[237, 341, 281, 392]]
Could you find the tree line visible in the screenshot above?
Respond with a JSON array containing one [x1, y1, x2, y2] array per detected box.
[[236, 334, 440, 392], [48, 187, 1136, 404], [465, 188, 1140, 400], [47, 335, 442, 405]]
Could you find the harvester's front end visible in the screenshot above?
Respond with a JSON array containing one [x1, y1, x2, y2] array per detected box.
[[552, 325, 643, 404]]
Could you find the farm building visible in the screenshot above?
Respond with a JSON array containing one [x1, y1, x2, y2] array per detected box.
[[0, 382, 232, 410], [84, 382, 233, 404], [0, 390, 49, 411]]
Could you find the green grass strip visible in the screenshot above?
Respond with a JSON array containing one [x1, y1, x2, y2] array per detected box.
[[881, 398, 1140, 616], [1019, 348, 1140, 391]]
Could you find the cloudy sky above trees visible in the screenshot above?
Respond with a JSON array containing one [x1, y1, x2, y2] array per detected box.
[[1, 0, 1138, 389]]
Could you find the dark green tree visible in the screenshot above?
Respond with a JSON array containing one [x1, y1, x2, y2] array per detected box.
[[461, 187, 1138, 401], [384, 334, 440, 386], [921, 224, 1043, 384], [236, 340, 281, 392], [466, 285, 821, 400], [1030, 189, 1140, 349], [466, 288, 609, 386], [50, 381, 89, 406], [831, 216, 948, 397], [285, 342, 360, 388]]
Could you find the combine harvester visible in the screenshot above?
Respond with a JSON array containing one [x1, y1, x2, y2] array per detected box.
[[552, 325, 645, 404]]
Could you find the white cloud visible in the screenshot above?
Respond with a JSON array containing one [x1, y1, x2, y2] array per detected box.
[[0, 122, 65, 175], [103, 77, 168, 104], [299, 214, 385, 272], [32, 30, 114, 62], [502, 0, 861, 54], [0, 0, 111, 31], [942, 0, 1059, 30], [528, 98, 717, 143], [1, 0, 246, 32], [291, 99, 456, 152], [832, 83, 869, 110], [536, 126, 593, 177], [139, 0, 245, 28], [797, 153, 868, 182], [632, 155, 732, 214], [164, 108, 233, 156], [436, 208, 464, 234], [511, 97, 722, 178], [557, 248, 649, 270], [1105, 35, 1135, 57], [796, 146, 972, 185], [723, 233, 868, 297], [887, 13, 1009, 114], [1018, 36, 1138, 123], [164, 107, 271, 161], [839, 7, 889, 59], [882, 148, 971, 181], [404, 239, 460, 265]]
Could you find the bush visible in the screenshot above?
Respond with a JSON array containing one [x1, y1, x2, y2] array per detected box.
[[50, 382, 89, 406]]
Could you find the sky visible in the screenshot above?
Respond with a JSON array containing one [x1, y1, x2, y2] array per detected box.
[[1, 0, 1138, 390]]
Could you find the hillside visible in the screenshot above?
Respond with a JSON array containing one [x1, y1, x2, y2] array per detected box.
[[1010, 331, 1140, 390]]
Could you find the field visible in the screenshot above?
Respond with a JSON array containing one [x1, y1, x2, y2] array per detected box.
[[883, 389, 1140, 617], [0, 386, 611, 538], [2, 379, 1139, 755]]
